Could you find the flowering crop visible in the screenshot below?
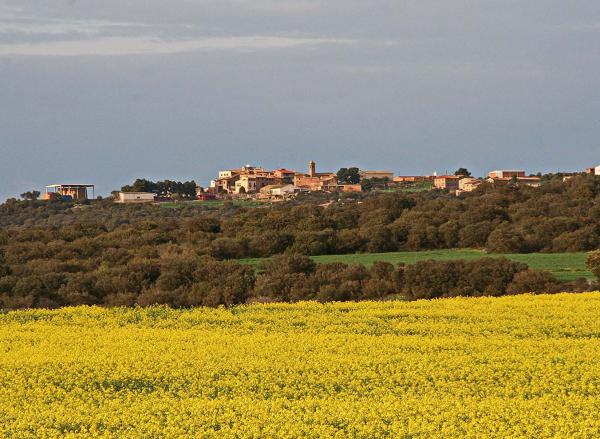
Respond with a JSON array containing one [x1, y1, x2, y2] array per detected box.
[[1, 293, 600, 438]]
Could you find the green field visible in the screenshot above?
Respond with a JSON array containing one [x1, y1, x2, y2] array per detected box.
[[241, 249, 592, 281]]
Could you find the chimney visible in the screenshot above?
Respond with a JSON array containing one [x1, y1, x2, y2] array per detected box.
[[309, 160, 316, 177]]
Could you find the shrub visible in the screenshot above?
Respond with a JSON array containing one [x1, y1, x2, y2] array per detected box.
[[586, 251, 600, 281], [506, 270, 562, 295], [209, 238, 246, 259], [403, 258, 528, 300]]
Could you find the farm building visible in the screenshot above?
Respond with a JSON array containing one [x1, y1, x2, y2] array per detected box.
[[43, 184, 95, 201], [116, 192, 155, 204], [488, 170, 526, 179], [360, 170, 394, 180]]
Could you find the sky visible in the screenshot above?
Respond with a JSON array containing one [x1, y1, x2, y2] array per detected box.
[[0, 0, 599, 200]]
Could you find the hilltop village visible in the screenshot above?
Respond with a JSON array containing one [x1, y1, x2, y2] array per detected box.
[[26, 161, 600, 203]]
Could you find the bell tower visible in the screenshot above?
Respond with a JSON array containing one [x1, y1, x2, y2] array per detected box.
[[309, 160, 316, 177]]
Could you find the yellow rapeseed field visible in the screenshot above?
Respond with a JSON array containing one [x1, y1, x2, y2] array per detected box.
[[1, 293, 600, 438]]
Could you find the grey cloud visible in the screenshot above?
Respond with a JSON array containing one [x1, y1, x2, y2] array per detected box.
[[0, 35, 356, 56]]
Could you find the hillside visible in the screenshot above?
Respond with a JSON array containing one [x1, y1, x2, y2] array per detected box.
[[2, 293, 600, 437], [2, 176, 600, 309]]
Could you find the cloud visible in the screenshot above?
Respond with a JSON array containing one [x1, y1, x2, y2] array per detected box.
[[0, 13, 152, 38], [0, 35, 355, 56], [0, 7, 355, 57]]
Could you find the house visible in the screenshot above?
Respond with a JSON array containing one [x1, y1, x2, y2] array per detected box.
[[294, 175, 339, 191], [234, 174, 278, 194], [259, 184, 298, 198], [43, 184, 95, 201], [596, 165, 600, 175], [488, 170, 526, 179], [218, 165, 268, 178], [211, 174, 240, 193], [433, 175, 461, 190], [457, 177, 482, 193], [116, 192, 155, 204], [272, 169, 297, 183], [360, 170, 394, 181], [218, 169, 240, 179], [585, 167, 595, 175], [212, 165, 294, 195]]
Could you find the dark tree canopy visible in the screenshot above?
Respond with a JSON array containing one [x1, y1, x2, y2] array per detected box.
[[121, 179, 197, 198], [336, 167, 361, 184], [20, 191, 40, 201]]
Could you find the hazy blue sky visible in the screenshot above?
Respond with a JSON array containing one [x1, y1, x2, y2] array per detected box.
[[1, 1, 599, 199]]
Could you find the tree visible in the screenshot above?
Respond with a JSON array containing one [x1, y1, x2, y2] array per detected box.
[[506, 270, 561, 295], [20, 190, 40, 201], [121, 178, 198, 198], [336, 167, 361, 184], [454, 168, 471, 177]]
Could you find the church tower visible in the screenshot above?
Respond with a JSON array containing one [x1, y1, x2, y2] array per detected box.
[[309, 160, 316, 177]]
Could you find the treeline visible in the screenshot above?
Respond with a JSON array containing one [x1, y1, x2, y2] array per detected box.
[[1, 250, 593, 309], [0, 198, 227, 229], [2, 175, 600, 257], [120, 179, 198, 198]]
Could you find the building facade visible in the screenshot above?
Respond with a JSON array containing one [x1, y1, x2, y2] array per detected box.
[[294, 161, 339, 191], [394, 176, 430, 183], [44, 184, 95, 201], [488, 170, 526, 179], [116, 192, 155, 204], [433, 176, 461, 190], [457, 177, 482, 193], [360, 170, 394, 180]]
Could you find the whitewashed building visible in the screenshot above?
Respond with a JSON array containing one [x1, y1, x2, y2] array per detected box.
[[116, 192, 155, 204]]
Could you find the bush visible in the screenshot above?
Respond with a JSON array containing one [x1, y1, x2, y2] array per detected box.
[[254, 254, 316, 301], [209, 238, 246, 259], [403, 258, 528, 300], [506, 270, 562, 295], [586, 251, 600, 281]]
